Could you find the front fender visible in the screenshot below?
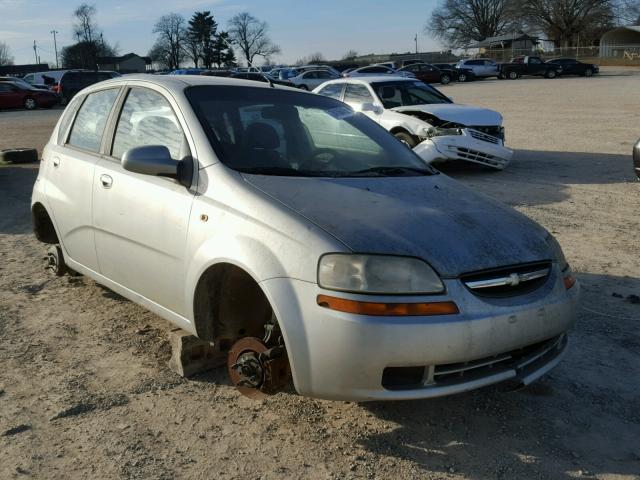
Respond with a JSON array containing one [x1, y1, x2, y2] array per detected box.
[[184, 233, 288, 321]]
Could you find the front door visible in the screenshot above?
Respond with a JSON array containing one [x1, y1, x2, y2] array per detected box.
[[92, 86, 196, 316]]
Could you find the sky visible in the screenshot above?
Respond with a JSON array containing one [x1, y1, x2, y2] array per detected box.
[[0, 0, 443, 66]]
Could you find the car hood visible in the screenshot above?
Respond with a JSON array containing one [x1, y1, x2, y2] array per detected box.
[[391, 104, 502, 126], [243, 174, 551, 277]]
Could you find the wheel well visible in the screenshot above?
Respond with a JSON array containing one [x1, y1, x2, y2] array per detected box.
[[193, 263, 273, 349], [32, 203, 58, 244], [390, 127, 413, 136]]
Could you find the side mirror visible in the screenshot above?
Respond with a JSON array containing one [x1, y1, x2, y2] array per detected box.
[[361, 102, 382, 114], [122, 145, 192, 187]]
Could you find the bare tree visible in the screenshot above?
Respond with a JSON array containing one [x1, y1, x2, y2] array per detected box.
[[227, 12, 280, 66], [342, 49, 359, 60], [307, 52, 325, 63], [0, 41, 14, 66], [520, 0, 618, 46], [74, 3, 97, 43], [427, 0, 520, 47], [152, 13, 187, 70]]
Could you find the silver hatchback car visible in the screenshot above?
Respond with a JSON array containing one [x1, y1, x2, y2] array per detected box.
[[32, 75, 579, 401]]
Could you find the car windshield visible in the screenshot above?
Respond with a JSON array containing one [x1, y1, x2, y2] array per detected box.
[[186, 85, 436, 177], [371, 81, 451, 109]]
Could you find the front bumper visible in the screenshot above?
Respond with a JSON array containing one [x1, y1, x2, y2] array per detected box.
[[413, 129, 513, 170], [262, 269, 579, 401]]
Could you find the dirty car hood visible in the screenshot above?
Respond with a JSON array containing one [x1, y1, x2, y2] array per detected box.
[[244, 174, 551, 277], [391, 104, 502, 126]]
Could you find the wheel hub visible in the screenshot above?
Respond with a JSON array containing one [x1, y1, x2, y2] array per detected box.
[[227, 337, 291, 399]]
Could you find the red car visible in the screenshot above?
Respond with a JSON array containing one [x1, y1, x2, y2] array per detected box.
[[0, 81, 59, 110]]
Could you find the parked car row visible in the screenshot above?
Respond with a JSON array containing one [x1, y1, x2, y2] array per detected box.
[[0, 70, 121, 110], [455, 57, 599, 80]]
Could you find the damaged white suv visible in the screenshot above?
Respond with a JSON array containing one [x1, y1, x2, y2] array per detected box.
[[314, 77, 513, 170]]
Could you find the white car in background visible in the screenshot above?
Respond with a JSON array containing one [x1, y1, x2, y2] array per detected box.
[[314, 77, 513, 170], [343, 65, 415, 78], [289, 69, 340, 90]]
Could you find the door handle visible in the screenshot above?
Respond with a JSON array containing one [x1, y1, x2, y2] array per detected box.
[[52, 157, 60, 167], [100, 174, 113, 189]]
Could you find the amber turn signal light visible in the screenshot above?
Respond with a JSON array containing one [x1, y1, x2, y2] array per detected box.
[[563, 274, 577, 290], [316, 295, 459, 316]]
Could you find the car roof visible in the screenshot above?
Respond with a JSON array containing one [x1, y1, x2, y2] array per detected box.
[[319, 76, 414, 87], [80, 73, 291, 95]]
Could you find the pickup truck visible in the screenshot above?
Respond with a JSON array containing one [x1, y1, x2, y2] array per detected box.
[[499, 56, 562, 79]]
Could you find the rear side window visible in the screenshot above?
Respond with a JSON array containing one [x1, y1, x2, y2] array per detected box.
[[344, 84, 373, 105], [57, 96, 82, 144], [112, 88, 185, 160], [317, 83, 343, 100], [67, 88, 119, 152]]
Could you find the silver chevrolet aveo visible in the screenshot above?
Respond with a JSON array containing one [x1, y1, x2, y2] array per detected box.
[[32, 75, 579, 401]]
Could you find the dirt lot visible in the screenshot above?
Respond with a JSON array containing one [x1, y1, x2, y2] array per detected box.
[[1, 70, 639, 480]]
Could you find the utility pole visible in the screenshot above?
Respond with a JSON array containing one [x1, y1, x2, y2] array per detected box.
[[51, 30, 59, 68], [33, 40, 38, 64]]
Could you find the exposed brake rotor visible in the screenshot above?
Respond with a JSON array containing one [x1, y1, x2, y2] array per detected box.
[[227, 337, 291, 399]]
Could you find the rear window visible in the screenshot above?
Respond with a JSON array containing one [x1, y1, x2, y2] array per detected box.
[[67, 88, 119, 152]]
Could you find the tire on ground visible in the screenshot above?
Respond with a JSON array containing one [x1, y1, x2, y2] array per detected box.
[[393, 131, 418, 148], [0, 148, 38, 164]]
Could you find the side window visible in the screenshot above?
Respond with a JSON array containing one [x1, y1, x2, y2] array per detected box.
[[67, 88, 119, 153], [56, 96, 82, 144], [317, 71, 332, 79], [344, 84, 374, 105], [112, 88, 186, 160], [529, 57, 542, 65], [317, 83, 343, 100], [303, 72, 317, 79]]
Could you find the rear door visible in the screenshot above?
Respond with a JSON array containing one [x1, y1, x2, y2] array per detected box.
[[0, 83, 22, 108], [92, 86, 197, 316], [313, 71, 334, 89], [528, 57, 545, 75], [45, 87, 121, 271], [421, 65, 440, 83]]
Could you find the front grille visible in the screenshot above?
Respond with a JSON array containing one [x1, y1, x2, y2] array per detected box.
[[455, 147, 504, 168], [461, 261, 551, 297], [469, 125, 504, 140], [468, 129, 501, 144], [431, 335, 565, 385], [381, 334, 566, 390]]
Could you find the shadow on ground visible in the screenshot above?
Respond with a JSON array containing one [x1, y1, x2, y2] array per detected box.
[[0, 165, 38, 235], [440, 149, 635, 206]]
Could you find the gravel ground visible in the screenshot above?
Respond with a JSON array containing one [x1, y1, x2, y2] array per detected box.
[[1, 69, 639, 480]]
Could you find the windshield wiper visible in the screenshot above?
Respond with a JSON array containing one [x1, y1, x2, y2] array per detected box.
[[238, 166, 348, 177], [350, 166, 435, 176]]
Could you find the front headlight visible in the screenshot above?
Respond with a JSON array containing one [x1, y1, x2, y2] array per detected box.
[[426, 126, 463, 138], [546, 234, 568, 270], [318, 254, 444, 294]]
